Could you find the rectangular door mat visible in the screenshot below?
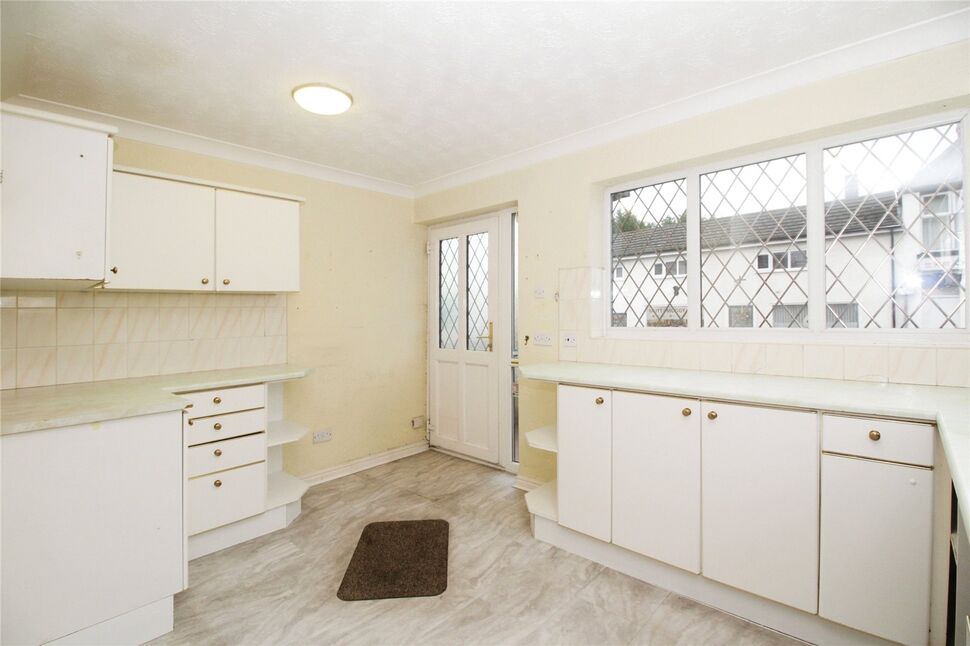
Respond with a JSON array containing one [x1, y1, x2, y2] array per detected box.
[[337, 519, 449, 601]]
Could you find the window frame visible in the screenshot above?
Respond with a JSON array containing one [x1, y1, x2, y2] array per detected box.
[[602, 110, 970, 346]]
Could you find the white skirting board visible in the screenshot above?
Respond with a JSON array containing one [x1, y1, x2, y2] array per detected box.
[[531, 515, 894, 646], [300, 441, 429, 486], [48, 596, 173, 646], [513, 475, 544, 492], [188, 500, 301, 561]]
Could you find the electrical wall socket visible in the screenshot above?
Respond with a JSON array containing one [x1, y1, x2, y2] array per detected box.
[[533, 332, 552, 346], [533, 287, 546, 299], [411, 416, 426, 430], [562, 333, 577, 347], [313, 430, 333, 443]]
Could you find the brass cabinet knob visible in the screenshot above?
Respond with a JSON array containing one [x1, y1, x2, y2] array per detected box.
[[214, 448, 222, 457], [682, 408, 692, 417], [213, 479, 222, 488], [213, 396, 222, 404], [201, 277, 209, 285], [595, 397, 605, 405], [213, 422, 222, 430], [223, 278, 230, 285], [707, 411, 718, 420], [110, 266, 118, 274], [869, 430, 881, 441]]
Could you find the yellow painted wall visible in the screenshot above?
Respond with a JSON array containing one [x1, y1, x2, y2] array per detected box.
[[414, 43, 970, 484], [114, 139, 428, 477]]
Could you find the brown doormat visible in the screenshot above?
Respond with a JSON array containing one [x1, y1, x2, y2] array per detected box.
[[337, 519, 449, 601]]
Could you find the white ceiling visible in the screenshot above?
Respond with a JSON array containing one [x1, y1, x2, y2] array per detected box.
[[2, 1, 967, 191]]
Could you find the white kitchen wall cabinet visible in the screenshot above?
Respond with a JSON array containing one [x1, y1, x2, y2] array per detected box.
[[612, 391, 701, 573], [108, 172, 216, 290], [557, 385, 612, 542], [1, 411, 183, 645], [215, 189, 300, 292], [819, 455, 933, 645], [1, 104, 115, 288], [701, 401, 819, 613]]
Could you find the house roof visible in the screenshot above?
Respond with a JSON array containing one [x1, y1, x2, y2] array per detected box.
[[612, 192, 904, 258]]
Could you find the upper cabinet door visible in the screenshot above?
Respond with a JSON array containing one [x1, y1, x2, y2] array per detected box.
[[108, 173, 215, 291], [215, 190, 300, 292], [1, 112, 110, 282], [612, 392, 701, 573], [701, 401, 819, 613]]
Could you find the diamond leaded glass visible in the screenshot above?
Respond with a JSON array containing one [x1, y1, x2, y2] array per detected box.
[[611, 178, 688, 327], [466, 232, 489, 351], [700, 154, 808, 328], [438, 237, 459, 349], [824, 123, 965, 329]]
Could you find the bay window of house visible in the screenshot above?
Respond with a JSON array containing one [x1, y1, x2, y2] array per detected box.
[[608, 115, 967, 337]]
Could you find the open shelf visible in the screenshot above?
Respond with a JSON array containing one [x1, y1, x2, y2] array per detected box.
[[525, 425, 557, 453], [266, 471, 309, 510], [524, 479, 558, 521], [267, 420, 309, 447]]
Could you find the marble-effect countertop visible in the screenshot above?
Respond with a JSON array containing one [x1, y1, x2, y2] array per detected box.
[[1, 364, 309, 435], [522, 361, 970, 521]]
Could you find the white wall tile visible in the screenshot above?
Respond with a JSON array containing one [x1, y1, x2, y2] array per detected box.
[[127, 293, 159, 308], [844, 346, 890, 383], [264, 308, 286, 336], [158, 308, 189, 341], [265, 336, 287, 364], [937, 347, 970, 388], [17, 309, 57, 347], [159, 340, 194, 375], [888, 347, 937, 386], [94, 344, 127, 381], [239, 337, 267, 367], [127, 341, 160, 377], [239, 308, 264, 338], [18, 291, 56, 308], [158, 293, 191, 308], [1, 309, 17, 349], [17, 347, 57, 387], [188, 307, 217, 339], [803, 345, 844, 380], [214, 307, 241, 338], [127, 307, 160, 343], [94, 308, 127, 344], [57, 345, 94, 384], [1, 348, 17, 389], [94, 291, 127, 308], [731, 343, 767, 374], [699, 342, 733, 373], [765, 344, 804, 377], [57, 308, 94, 346], [57, 291, 93, 308]]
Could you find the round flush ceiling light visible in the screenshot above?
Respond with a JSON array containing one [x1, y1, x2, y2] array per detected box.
[[292, 84, 353, 115]]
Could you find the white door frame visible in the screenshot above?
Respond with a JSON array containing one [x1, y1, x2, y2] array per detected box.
[[427, 209, 515, 471]]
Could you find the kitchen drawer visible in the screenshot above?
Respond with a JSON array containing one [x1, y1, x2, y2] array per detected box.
[[184, 408, 266, 447], [180, 383, 264, 419], [186, 432, 266, 478], [187, 461, 267, 535], [822, 414, 934, 467]]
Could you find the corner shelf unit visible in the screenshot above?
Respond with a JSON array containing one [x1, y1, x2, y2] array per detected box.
[[267, 419, 309, 447], [525, 425, 557, 453], [524, 480, 558, 521]]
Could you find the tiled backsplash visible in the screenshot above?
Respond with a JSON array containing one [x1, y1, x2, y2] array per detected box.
[[0, 290, 287, 390], [558, 268, 970, 388]]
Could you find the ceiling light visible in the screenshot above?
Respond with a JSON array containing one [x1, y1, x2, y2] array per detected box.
[[292, 84, 353, 115]]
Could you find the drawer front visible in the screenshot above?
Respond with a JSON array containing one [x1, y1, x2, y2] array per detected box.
[[822, 414, 934, 466], [186, 432, 266, 478], [187, 461, 267, 535], [181, 383, 264, 418], [184, 408, 266, 447]]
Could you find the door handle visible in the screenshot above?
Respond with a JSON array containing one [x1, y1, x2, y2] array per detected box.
[[476, 321, 494, 352]]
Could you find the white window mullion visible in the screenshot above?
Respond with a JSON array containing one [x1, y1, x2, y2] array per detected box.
[[806, 146, 825, 332], [687, 170, 701, 328]]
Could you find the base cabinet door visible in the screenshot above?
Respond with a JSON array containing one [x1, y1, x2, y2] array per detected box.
[[701, 402, 819, 613], [557, 385, 611, 542], [819, 454, 932, 646], [612, 392, 700, 573]]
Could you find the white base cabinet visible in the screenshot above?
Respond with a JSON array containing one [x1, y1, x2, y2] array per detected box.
[[1, 412, 183, 645], [701, 401, 819, 613], [557, 385, 612, 542], [612, 391, 701, 573], [819, 454, 933, 646]]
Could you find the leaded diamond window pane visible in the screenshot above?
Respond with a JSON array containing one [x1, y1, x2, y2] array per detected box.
[[466, 232, 490, 351], [824, 123, 966, 329], [611, 178, 688, 327], [438, 237, 459, 349], [700, 154, 809, 328]]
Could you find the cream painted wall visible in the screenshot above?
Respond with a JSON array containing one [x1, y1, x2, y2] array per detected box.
[[114, 139, 428, 478], [414, 43, 970, 484]]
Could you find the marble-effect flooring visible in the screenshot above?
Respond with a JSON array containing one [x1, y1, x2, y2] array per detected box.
[[152, 451, 802, 645]]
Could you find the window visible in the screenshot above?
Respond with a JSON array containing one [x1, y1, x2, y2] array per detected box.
[[700, 154, 809, 328], [824, 123, 965, 329], [611, 178, 689, 328], [608, 116, 967, 338]]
